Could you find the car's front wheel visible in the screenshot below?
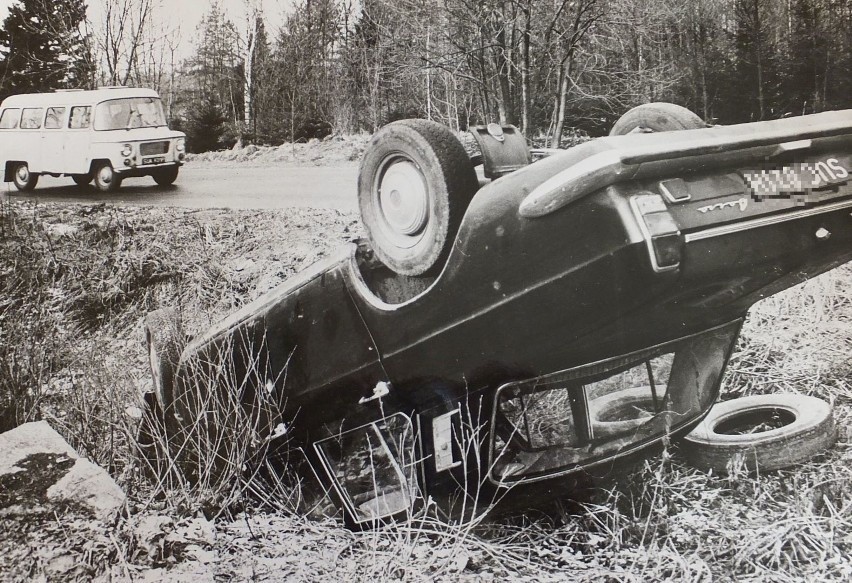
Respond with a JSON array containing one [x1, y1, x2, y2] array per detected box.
[[12, 163, 38, 191], [93, 162, 122, 192], [152, 166, 179, 186], [358, 119, 479, 276], [610, 102, 706, 135]]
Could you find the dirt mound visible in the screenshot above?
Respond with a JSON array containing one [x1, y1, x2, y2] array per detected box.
[[187, 134, 371, 168]]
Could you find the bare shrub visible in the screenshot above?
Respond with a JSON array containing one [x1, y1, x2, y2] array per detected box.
[[136, 330, 288, 518]]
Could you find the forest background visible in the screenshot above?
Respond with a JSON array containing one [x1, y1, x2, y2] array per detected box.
[[0, 0, 850, 152]]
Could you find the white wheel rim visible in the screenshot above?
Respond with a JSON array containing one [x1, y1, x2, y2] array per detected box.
[[377, 159, 429, 242], [16, 166, 28, 182], [98, 166, 113, 184]]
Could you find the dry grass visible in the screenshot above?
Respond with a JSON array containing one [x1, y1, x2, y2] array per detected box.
[[2, 198, 852, 581]]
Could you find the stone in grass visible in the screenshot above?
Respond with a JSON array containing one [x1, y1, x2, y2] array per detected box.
[[0, 420, 125, 522]]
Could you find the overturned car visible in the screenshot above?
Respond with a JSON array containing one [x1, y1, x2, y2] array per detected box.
[[143, 104, 852, 525]]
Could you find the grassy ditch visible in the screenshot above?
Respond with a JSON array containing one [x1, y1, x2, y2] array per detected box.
[[2, 198, 852, 580]]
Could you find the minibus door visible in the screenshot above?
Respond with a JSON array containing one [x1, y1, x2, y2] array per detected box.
[[61, 131, 91, 176], [41, 134, 65, 174], [40, 107, 68, 174], [63, 106, 92, 176]]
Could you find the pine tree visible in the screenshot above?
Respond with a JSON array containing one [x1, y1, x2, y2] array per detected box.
[[0, 0, 93, 98]]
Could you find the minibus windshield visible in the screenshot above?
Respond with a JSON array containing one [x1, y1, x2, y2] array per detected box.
[[94, 97, 166, 130]]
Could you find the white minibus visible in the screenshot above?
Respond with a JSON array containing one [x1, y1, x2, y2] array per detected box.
[[0, 87, 186, 192]]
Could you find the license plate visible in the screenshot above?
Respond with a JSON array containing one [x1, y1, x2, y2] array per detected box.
[[742, 157, 850, 200], [144, 156, 165, 164]]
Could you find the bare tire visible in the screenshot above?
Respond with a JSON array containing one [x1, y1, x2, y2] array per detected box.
[[152, 166, 179, 186], [72, 174, 91, 187], [610, 103, 706, 136], [589, 386, 663, 438], [12, 163, 38, 191], [93, 162, 122, 192], [358, 119, 479, 276], [144, 308, 184, 411], [680, 394, 836, 473]]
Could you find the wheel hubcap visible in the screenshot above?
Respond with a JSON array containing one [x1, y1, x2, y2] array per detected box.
[[16, 167, 28, 182], [99, 167, 112, 184], [378, 160, 429, 237]]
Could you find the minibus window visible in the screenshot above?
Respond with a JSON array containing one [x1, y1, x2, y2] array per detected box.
[[45, 107, 66, 129], [20, 108, 43, 129], [0, 108, 19, 129], [94, 97, 166, 130], [69, 106, 91, 129]]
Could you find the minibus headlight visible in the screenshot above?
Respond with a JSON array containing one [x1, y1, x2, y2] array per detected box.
[[176, 138, 185, 152], [121, 144, 132, 157]]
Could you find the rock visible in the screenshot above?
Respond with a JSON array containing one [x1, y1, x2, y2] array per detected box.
[[45, 223, 80, 237], [134, 514, 174, 563], [0, 421, 126, 522]]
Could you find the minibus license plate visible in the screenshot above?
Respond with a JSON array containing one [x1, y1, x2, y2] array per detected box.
[[144, 156, 165, 164]]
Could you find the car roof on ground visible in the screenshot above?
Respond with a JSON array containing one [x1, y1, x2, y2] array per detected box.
[[0, 88, 160, 109]]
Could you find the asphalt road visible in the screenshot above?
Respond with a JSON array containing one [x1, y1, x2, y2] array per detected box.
[[0, 165, 360, 211]]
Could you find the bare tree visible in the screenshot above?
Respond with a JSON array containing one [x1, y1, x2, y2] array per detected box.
[[95, 0, 157, 86]]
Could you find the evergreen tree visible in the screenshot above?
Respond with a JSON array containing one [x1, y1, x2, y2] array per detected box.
[[0, 0, 93, 98]]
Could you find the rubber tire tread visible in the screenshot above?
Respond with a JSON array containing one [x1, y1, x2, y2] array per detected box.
[[680, 394, 836, 473], [358, 118, 479, 276], [72, 174, 91, 186], [144, 308, 184, 410], [588, 386, 661, 438], [609, 102, 706, 136], [13, 164, 38, 191], [153, 166, 179, 186]]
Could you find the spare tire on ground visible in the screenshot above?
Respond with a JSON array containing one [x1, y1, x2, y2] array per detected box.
[[358, 119, 479, 276], [610, 102, 706, 135], [588, 386, 661, 438], [680, 394, 836, 473]]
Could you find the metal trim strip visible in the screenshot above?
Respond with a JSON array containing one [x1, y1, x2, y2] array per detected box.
[[683, 198, 852, 242]]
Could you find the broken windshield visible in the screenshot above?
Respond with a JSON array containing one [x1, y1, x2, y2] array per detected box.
[[94, 97, 166, 130], [490, 321, 741, 483]]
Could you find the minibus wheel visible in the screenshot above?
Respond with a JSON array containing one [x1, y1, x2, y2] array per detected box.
[[72, 174, 92, 187], [12, 163, 38, 191], [152, 166, 179, 186], [93, 162, 122, 192]]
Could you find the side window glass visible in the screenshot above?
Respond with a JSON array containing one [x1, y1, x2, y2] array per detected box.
[[44, 107, 66, 129], [0, 108, 20, 129], [69, 106, 91, 129], [20, 108, 43, 129]]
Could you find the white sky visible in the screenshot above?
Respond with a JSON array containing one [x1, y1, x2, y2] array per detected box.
[[0, 0, 291, 57]]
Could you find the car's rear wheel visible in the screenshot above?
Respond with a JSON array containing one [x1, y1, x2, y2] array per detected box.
[[72, 174, 91, 187], [609, 102, 706, 135], [152, 166, 179, 186], [358, 119, 479, 276], [93, 162, 122, 192], [12, 163, 38, 191]]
